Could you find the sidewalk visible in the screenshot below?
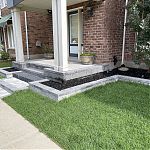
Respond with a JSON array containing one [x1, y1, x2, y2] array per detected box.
[[0, 100, 61, 149]]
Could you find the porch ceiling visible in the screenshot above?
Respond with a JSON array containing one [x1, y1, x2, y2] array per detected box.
[[17, 0, 88, 10]]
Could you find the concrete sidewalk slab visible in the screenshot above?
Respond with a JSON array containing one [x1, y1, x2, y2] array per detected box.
[[0, 101, 61, 149]]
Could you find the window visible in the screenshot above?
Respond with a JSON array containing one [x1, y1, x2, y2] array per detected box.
[[70, 13, 78, 44], [7, 25, 14, 48], [69, 11, 83, 45], [0, 0, 7, 9]]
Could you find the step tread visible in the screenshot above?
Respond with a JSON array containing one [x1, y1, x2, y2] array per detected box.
[[24, 67, 44, 74], [0, 87, 11, 98], [0, 78, 29, 92], [26, 62, 54, 70]]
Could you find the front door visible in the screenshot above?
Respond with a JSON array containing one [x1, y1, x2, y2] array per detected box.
[[68, 10, 83, 57]]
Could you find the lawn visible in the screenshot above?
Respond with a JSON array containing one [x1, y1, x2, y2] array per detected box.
[[0, 76, 4, 79], [3, 82, 150, 150], [0, 60, 12, 68]]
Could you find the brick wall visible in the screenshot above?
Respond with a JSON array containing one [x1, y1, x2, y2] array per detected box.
[[1, 7, 53, 57], [1, 1, 135, 64], [23, 11, 53, 55], [83, 0, 125, 64], [1, 7, 11, 16]]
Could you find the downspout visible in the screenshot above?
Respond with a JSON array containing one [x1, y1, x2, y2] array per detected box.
[[3, 26, 7, 52], [121, 0, 128, 66], [24, 11, 30, 60]]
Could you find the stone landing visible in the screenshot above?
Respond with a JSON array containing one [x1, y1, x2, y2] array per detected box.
[[12, 60, 114, 82]]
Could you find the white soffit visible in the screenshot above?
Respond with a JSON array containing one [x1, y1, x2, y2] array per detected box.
[[18, 0, 88, 10]]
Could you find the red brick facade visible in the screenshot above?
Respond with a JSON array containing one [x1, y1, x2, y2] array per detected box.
[[1, 0, 135, 64], [1, 7, 53, 58], [21, 11, 53, 55], [83, 0, 135, 64]]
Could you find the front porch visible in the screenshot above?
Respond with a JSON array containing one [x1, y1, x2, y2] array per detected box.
[[26, 58, 99, 71], [12, 58, 108, 83], [10, 0, 89, 72]]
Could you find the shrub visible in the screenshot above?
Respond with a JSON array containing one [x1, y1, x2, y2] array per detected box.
[[80, 53, 96, 57], [42, 44, 53, 54], [0, 51, 10, 60]]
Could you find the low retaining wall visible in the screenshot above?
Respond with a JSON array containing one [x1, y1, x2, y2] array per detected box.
[[29, 75, 150, 101]]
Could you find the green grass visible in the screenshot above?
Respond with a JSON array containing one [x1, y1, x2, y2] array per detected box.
[[0, 60, 12, 68], [0, 76, 4, 79], [3, 82, 150, 150]]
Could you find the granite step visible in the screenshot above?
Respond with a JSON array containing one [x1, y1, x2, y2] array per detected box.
[[23, 67, 45, 78], [26, 62, 54, 71], [0, 78, 29, 93], [0, 87, 11, 98], [13, 71, 44, 83]]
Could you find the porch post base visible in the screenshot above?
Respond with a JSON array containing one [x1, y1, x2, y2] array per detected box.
[[54, 66, 68, 72], [12, 61, 26, 69]]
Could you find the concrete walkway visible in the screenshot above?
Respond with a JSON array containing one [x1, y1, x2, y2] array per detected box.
[[0, 101, 61, 149]]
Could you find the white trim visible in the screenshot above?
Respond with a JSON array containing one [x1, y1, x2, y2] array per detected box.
[[78, 9, 82, 60], [0, 0, 7, 9], [67, 7, 83, 12], [68, 8, 83, 57], [24, 11, 30, 60], [69, 13, 78, 44], [7, 24, 15, 49], [121, 0, 128, 65], [11, 7, 24, 63], [3, 26, 7, 51]]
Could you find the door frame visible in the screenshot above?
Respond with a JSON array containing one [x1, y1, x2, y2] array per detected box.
[[68, 10, 83, 57]]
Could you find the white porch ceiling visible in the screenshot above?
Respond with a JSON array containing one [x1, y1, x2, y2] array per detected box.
[[18, 0, 88, 10]]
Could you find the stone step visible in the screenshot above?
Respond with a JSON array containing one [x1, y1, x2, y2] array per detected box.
[[26, 62, 54, 71], [23, 67, 45, 78], [13, 71, 44, 83], [0, 87, 11, 98], [0, 78, 29, 93]]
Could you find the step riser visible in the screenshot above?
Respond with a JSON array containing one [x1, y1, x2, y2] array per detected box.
[[23, 69, 45, 79], [26, 63, 54, 71], [13, 74, 32, 83], [0, 84, 12, 93], [13, 71, 44, 83], [0, 87, 11, 98], [26, 63, 45, 71]]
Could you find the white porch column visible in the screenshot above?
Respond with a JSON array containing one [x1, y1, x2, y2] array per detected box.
[[78, 9, 83, 60], [52, 0, 68, 71], [11, 7, 24, 63]]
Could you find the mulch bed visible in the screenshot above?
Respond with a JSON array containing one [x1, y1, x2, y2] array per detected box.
[[3, 67, 20, 72], [42, 67, 150, 91]]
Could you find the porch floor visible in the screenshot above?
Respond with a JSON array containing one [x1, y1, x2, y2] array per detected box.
[[27, 59, 104, 71]]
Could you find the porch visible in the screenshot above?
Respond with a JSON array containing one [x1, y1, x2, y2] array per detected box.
[[9, 0, 90, 72], [12, 58, 108, 83], [26, 58, 96, 71]]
